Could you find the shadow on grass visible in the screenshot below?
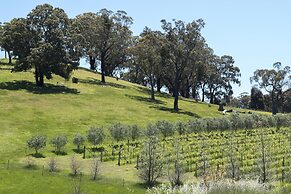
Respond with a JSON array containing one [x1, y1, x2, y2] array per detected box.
[[125, 94, 165, 105], [78, 78, 126, 89], [52, 151, 67, 156], [72, 149, 84, 154], [30, 153, 46, 158], [24, 165, 38, 170], [0, 80, 79, 94], [149, 105, 200, 118]]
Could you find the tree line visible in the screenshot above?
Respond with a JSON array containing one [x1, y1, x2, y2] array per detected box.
[[229, 62, 291, 115], [0, 3, 242, 111]]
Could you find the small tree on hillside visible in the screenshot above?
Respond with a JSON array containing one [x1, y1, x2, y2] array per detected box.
[[87, 127, 105, 146], [27, 135, 47, 155], [73, 134, 85, 152], [145, 123, 159, 137], [156, 120, 175, 139], [175, 121, 187, 136], [50, 135, 67, 154], [168, 141, 184, 187], [90, 156, 101, 180], [138, 136, 163, 187], [109, 123, 128, 143], [128, 124, 142, 142]]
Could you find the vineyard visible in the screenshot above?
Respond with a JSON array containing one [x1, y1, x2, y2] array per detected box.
[[84, 117, 291, 184]]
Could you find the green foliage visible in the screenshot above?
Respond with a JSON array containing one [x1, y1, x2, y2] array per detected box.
[[156, 120, 175, 139], [72, 9, 133, 82], [145, 123, 159, 137], [128, 124, 142, 141], [27, 135, 47, 155], [86, 127, 105, 146], [73, 133, 85, 151], [3, 4, 80, 86], [175, 121, 187, 135], [250, 62, 290, 114], [109, 123, 128, 142], [50, 135, 68, 154]]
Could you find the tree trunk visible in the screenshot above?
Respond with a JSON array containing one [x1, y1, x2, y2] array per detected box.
[[157, 77, 161, 93], [173, 73, 180, 112], [118, 149, 121, 166], [89, 56, 96, 71], [202, 84, 206, 102], [174, 87, 179, 112], [185, 79, 190, 98], [192, 84, 197, 99], [35, 67, 39, 85], [38, 72, 44, 87], [8, 52, 12, 64], [101, 57, 106, 83], [150, 77, 155, 100], [271, 90, 277, 115]]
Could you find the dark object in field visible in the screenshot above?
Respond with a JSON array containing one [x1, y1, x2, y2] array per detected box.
[[218, 104, 224, 111], [72, 77, 78, 83]]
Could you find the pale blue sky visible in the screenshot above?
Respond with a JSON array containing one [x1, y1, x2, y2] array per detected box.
[[1, 0, 291, 96]]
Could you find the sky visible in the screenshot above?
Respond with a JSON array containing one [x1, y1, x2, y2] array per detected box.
[[1, 0, 291, 97]]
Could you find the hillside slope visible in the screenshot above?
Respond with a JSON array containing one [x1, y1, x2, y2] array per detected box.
[[0, 61, 223, 159]]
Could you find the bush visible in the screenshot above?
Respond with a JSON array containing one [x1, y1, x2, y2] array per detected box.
[[25, 156, 36, 169], [87, 127, 105, 146], [156, 120, 175, 139], [70, 155, 81, 176], [145, 123, 159, 137], [47, 157, 58, 172], [109, 123, 128, 142], [73, 134, 85, 152], [51, 135, 67, 154], [128, 124, 142, 141], [175, 121, 187, 135], [27, 135, 47, 155]]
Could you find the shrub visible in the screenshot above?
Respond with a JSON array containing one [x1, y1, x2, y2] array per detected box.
[[70, 155, 81, 176], [175, 121, 187, 135], [27, 135, 47, 155], [47, 157, 58, 172], [156, 120, 175, 139], [128, 124, 142, 141], [145, 123, 159, 137], [90, 156, 101, 180], [109, 123, 128, 142], [87, 127, 105, 146], [25, 156, 36, 169], [50, 135, 67, 154], [73, 134, 85, 152]]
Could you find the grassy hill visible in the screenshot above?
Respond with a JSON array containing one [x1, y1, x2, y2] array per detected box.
[[0, 59, 274, 194], [0, 60, 223, 193], [0, 60, 224, 159]]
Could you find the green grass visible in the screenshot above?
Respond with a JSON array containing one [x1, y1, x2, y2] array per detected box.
[[0, 60, 271, 193]]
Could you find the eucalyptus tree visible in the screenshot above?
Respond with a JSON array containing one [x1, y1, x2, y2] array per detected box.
[[72, 12, 99, 70], [73, 9, 133, 83], [4, 4, 80, 86], [130, 28, 164, 100], [0, 19, 30, 64], [160, 19, 205, 111], [206, 55, 241, 104], [251, 62, 290, 114]]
